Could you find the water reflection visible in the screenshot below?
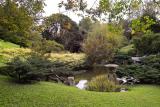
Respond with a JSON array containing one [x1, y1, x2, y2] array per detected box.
[[75, 65, 118, 90], [75, 65, 117, 83]]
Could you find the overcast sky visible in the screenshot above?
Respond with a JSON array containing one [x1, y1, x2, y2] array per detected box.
[[43, 0, 99, 23]]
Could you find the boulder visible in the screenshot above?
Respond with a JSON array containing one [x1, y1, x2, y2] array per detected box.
[[64, 77, 75, 86], [117, 76, 139, 85], [76, 80, 88, 89]]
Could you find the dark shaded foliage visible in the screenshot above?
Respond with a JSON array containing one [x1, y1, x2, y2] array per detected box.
[[117, 55, 160, 84], [133, 33, 160, 55], [0, 52, 87, 83], [5, 54, 52, 83], [141, 54, 160, 69], [0, 0, 33, 47], [112, 55, 132, 65], [31, 39, 64, 55], [42, 13, 85, 52]]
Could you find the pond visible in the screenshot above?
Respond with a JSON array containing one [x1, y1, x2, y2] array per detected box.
[[74, 65, 118, 90]]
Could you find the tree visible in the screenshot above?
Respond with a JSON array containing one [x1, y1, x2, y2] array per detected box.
[[131, 16, 156, 36], [0, 0, 45, 22], [59, 0, 160, 23], [6, 54, 55, 83], [0, 0, 33, 46], [42, 13, 84, 52], [83, 23, 124, 65], [130, 1, 160, 37], [0, 0, 45, 23], [43, 13, 79, 31], [133, 33, 160, 55], [79, 17, 93, 32]]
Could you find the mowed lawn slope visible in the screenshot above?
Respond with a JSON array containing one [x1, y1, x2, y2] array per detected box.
[[0, 39, 20, 49], [0, 75, 160, 107]]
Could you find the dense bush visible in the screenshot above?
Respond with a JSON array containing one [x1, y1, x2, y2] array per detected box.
[[144, 55, 160, 62], [133, 33, 160, 55], [117, 64, 160, 84], [0, 47, 86, 71], [31, 39, 64, 55], [0, 0, 33, 47], [49, 53, 86, 71], [5, 53, 84, 83], [141, 54, 160, 69], [0, 48, 31, 67], [0, 50, 87, 83], [42, 13, 84, 52], [87, 74, 120, 92], [113, 55, 132, 65], [83, 34, 115, 65], [83, 24, 124, 65], [6, 54, 53, 83]]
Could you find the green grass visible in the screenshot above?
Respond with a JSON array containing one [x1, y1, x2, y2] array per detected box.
[[119, 44, 135, 55], [0, 75, 160, 107], [0, 39, 20, 49]]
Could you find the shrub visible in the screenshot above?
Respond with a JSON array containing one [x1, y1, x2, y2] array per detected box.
[[142, 54, 160, 69], [83, 24, 124, 65], [113, 55, 132, 65], [133, 33, 160, 55], [2, 52, 87, 83], [31, 39, 64, 55], [6, 54, 55, 83], [83, 34, 114, 65], [116, 64, 160, 84], [0, 0, 33, 47], [0, 47, 86, 75], [0, 48, 31, 68], [7, 56, 39, 83], [49, 53, 86, 71], [42, 13, 83, 52], [87, 74, 120, 92]]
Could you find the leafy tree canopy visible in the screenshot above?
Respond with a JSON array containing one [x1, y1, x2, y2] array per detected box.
[[1, 0, 45, 22], [59, 0, 160, 23], [79, 17, 93, 32], [43, 13, 79, 31], [0, 0, 33, 46], [42, 13, 84, 52]]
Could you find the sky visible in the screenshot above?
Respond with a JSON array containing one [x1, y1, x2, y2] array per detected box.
[[43, 0, 99, 23]]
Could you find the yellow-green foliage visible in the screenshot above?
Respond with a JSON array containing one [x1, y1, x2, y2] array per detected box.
[[0, 48, 31, 60], [0, 48, 31, 66], [0, 39, 20, 49], [87, 74, 120, 92], [0, 47, 86, 70], [119, 44, 136, 55], [83, 23, 124, 64], [49, 53, 86, 69], [131, 16, 156, 35]]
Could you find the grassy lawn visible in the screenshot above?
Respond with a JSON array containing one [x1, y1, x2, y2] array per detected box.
[[0, 75, 160, 107], [0, 39, 20, 49], [119, 44, 135, 55]]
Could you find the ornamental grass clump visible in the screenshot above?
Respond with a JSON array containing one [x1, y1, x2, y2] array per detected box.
[[87, 74, 120, 92]]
